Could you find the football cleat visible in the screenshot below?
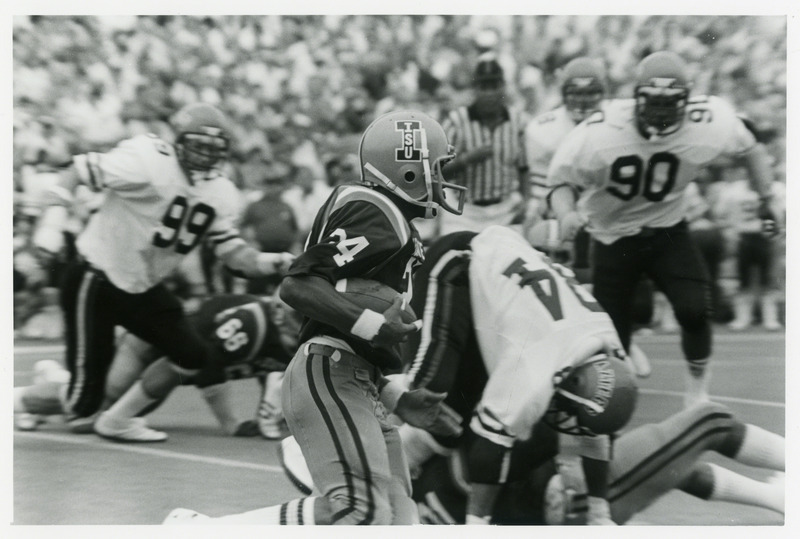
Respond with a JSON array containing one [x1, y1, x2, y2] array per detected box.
[[279, 436, 314, 495], [94, 412, 167, 442], [163, 508, 210, 525], [66, 413, 98, 434], [15, 413, 44, 431]]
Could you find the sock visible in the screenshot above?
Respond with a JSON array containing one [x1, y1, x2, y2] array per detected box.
[[104, 381, 157, 420], [734, 424, 785, 470], [398, 423, 451, 478], [707, 463, 784, 514], [213, 497, 316, 524]]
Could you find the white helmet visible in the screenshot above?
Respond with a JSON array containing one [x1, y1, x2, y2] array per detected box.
[[359, 110, 466, 218]]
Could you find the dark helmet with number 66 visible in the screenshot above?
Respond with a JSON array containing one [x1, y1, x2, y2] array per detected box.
[[634, 51, 692, 138], [359, 110, 467, 219], [172, 103, 232, 173]]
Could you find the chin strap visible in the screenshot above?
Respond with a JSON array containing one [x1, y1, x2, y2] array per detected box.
[[363, 162, 439, 218]]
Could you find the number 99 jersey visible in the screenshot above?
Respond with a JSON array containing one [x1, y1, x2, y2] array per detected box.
[[73, 134, 245, 293], [547, 96, 757, 245]]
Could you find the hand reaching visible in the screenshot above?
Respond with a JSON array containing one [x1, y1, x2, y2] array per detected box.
[[395, 388, 463, 437], [372, 296, 421, 348]]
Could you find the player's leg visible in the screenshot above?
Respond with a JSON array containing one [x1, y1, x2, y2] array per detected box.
[[679, 462, 784, 514], [59, 262, 120, 431], [590, 238, 643, 353], [102, 331, 161, 411], [95, 285, 207, 441], [14, 359, 71, 429], [196, 344, 396, 525], [729, 233, 756, 330], [647, 223, 713, 407]]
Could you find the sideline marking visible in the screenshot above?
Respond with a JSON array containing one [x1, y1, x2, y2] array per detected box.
[[639, 388, 784, 409], [14, 431, 285, 474]]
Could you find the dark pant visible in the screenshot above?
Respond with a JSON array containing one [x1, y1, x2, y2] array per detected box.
[[591, 222, 712, 362], [59, 259, 211, 417]]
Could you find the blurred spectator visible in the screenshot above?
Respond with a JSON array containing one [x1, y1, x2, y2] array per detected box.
[[240, 162, 301, 295]]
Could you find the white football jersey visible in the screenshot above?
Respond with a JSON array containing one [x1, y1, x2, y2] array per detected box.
[[524, 105, 580, 186], [467, 226, 621, 446], [547, 96, 758, 244], [74, 134, 244, 293]]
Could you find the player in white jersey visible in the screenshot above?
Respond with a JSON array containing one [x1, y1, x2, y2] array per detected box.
[[524, 56, 607, 227], [33, 103, 294, 441], [547, 51, 777, 407]]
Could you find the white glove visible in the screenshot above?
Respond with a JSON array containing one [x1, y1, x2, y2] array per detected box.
[[586, 496, 615, 525]]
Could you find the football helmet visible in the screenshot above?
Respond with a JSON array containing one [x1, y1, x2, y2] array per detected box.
[[172, 103, 232, 173], [548, 352, 638, 436], [561, 57, 606, 124], [634, 51, 691, 137], [359, 110, 467, 218]]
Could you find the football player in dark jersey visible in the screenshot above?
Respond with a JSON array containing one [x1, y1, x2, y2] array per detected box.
[[14, 291, 302, 438], [165, 110, 468, 526]]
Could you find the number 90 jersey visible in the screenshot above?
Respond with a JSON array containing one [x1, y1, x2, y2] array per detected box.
[[73, 134, 244, 293], [468, 226, 621, 446], [547, 96, 757, 245]]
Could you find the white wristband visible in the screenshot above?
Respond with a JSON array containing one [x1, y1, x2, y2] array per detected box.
[[256, 252, 293, 275], [351, 309, 386, 341], [466, 514, 490, 525], [378, 379, 406, 413]]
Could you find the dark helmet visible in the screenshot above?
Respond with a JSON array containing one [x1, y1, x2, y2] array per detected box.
[[548, 352, 638, 435], [172, 103, 232, 173], [561, 57, 606, 123], [634, 51, 691, 137]]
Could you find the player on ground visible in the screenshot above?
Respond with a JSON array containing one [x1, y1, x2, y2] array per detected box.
[[547, 51, 777, 407], [14, 291, 302, 438], [165, 110, 468, 525], [32, 102, 294, 441], [411, 401, 784, 524]]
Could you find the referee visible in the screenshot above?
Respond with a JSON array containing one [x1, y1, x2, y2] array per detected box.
[[438, 56, 528, 236]]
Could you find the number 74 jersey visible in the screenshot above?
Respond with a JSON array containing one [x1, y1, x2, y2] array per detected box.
[[547, 96, 758, 245], [468, 226, 622, 443], [74, 134, 244, 293]]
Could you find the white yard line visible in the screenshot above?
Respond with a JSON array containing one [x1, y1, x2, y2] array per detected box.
[[13, 431, 285, 474], [639, 388, 784, 409]]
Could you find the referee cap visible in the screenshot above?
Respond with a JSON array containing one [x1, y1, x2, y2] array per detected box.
[[473, 57, 504, 84]]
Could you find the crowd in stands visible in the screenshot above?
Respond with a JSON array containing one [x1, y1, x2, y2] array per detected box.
[[13, 14, 787, 335]]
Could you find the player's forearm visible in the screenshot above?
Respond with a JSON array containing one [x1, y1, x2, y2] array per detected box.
[[547, 183, 578, 219], [582, 455, 611, 499], [33, 167, 81, 253], [280, 274, 374, 337], [742, 144, 774, 200], [218, 243, 294, 278], [466, 483, 502, 523]]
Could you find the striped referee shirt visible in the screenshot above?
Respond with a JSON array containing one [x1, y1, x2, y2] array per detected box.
[[442, 104, 527, 204]]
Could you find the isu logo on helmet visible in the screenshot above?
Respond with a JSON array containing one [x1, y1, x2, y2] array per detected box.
[[395, 121, 422, 162]]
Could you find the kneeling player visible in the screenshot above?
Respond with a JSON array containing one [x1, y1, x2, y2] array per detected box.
[[412, 401, 784, 524], [14, 291, 301, 440]]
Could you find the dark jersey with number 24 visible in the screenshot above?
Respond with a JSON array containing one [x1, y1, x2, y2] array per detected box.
[[286, 184, 425, 371]]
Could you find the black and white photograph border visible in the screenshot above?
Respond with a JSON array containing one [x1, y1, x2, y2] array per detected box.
[[4, 0, 797, 537]]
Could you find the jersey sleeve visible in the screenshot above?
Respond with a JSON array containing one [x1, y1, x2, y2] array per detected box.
[[207, 180, 248, 255], [698, 96, 758, 156], [546, 124, 594, 191], [71, 135, 155, 193], [287, 196, 408, 285]]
